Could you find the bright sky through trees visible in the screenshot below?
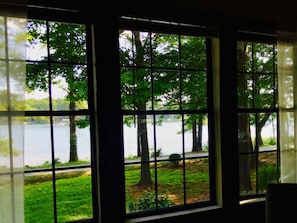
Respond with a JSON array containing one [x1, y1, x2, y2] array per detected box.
[[25, 46, 67, 99]]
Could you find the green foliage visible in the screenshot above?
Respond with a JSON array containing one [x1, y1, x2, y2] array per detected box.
[[203, 145, 209, 151], [0, 90, 25, 111], [0, 137, 21, 156], [127, 190, 172, 212], [168, 153, 181, 166], [76, 116, 90, 128], [41, 157, 62, 167], [27, 20, 88, 102], [151, 148, 162, 157], [268, 138, 276, 145], [120, 31, 207, 125], [258, 165, 279, 191], [26, 20, 90, 163]]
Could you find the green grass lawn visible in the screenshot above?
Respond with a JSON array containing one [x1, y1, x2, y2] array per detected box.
[[24, 151, 276, 222], [25, 170, 93, 223], [24, 159, 209, 222]]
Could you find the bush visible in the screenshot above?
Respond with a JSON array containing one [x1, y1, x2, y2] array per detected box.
[[151, 148, 162, 157], [169, 153, 181, 166], [258, 165, 279, 190], [127, 190, 172, 212]]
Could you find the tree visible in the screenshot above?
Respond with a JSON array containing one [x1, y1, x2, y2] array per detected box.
[[26, 20, 88, 162], [178, 36, 207, 152], [120, 30, 160, 186], [237, 41, 277, 191], [0, 137, 21, 157], [247, 43, 277, 147], [120, 30, 208, 186]]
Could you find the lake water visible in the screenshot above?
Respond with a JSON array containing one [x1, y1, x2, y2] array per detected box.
[[21, 123, 209, 166], [2, 121, 275, 166], [24, 124, 91, 166], [123, 122, 209, 158]]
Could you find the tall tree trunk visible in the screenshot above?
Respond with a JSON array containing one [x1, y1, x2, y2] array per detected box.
[[237, 42, 252, 192], [137, 132, 141, 157], [238, 113, 253, 192], [133, 31, 152, 185], [192, 117, 203, 152], [192, 119, 198, 152], [137, 107, 152, 186], [134, 30, 144, 158], [69, 101, 78, 162], [257, 112, 272, 147]]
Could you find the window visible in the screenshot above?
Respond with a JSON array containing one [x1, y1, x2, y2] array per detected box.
[[119, 17, 217, 217], [24, 18, 96, 222], [237, 33, 279, 199], [0, 15, 26, 223], [20, 5, 288, 223]]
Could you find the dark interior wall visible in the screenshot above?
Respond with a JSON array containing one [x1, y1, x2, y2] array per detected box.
[[239, 201, 266, 223], [28, 0, 297, 31], [117, 0, 297, 32], [28, 0, 297, 21]]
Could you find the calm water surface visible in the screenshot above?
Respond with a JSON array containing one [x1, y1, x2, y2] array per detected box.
[[24, 123, 208, 166]]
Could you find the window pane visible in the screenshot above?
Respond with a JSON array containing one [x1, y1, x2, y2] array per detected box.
[[121, 68, 152, 111], [152, 33, 179, 68], [185, 157, 210, 203], [0, 17, 5, 59], [56, 168, 93, 222], [26, 61, 50, 107], [123, 115, 154, 159], [25, 18, 93, 223], [158, 159, 184, 206], [0, 61, 8, 111], [239, 153, 255, 195], [25, 173, 54, 223], [155, 115, 183, 155], [237, 39, 279, 199], [237, 41, 277, 110], [120, 20, 213, 215], [180, 36, 206, 70], [120, 30, 151, 67], [152, 69, 180, 110], [125, 162, 157, 213], [182, 71, 207, 110], [27, 20, 47, 61], [51, 64, 88, 111], [24, 117, 52, 167], [48, 22, 87, 63], [258, 151, 278, 193], [53, 115, 91, 163]]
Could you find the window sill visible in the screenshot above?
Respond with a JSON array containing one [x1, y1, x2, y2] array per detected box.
[[125, 205, 222, 223], [240, 197, 265, 205]]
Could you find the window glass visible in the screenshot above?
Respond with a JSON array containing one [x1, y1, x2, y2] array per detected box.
[[120, 20, 214, 215], [237, 40, 279, 197], [25, 19, 93, 222]]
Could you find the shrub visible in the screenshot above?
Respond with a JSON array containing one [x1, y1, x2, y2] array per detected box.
[[258, 165, 279, 190], [169, 153, 181, 166], [127, 190, 172, 212], [151, 148, 162, 157]]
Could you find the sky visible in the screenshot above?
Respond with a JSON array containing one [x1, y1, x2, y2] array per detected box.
[[25, 46, 67, 100], [25, 77, 67, 99]]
